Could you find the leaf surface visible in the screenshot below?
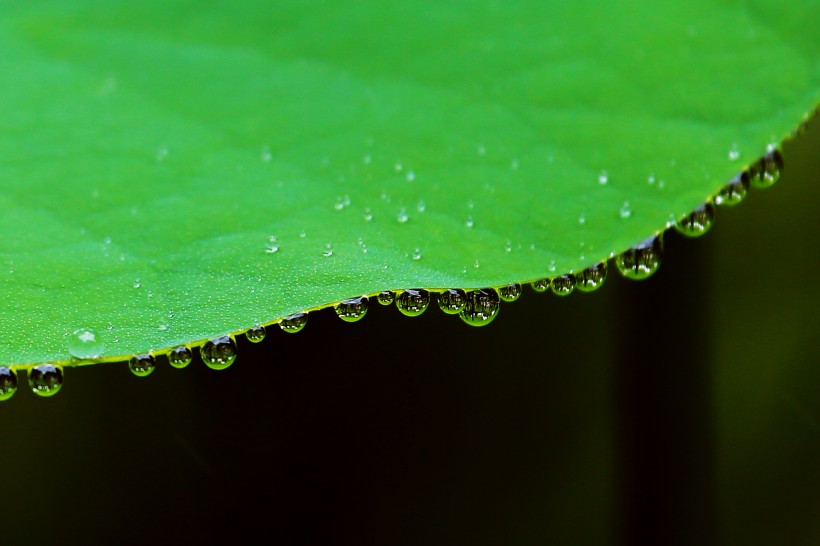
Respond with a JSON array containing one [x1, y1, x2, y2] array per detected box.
[[1, 0, 818, 367]]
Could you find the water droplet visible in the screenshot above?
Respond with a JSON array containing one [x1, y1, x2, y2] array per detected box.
[[465, 216, 474, 228], [578, 214, 586, 225], [406, 170, 416, 182], [377, 291, 395, 306], [616, 235, 663, 280], [416, 200, 426, 213], [266, 235, 279, 253], [280, 313, 308, 333], [169, 346, 193, 369], [245, 324, 266, 343], [473, 259, 480, 269], [0, 367, 18, 401], [619, 201, 632, 219], [28, 364, 63, 397], [261, 146, 272, 162], [397, 208, 409, 223], [647, 174, 656, 185], [548, 260, 557, 272], [459, 289, 500, 327], [728, 145, 741, 161], [334, 195, 350, 210], [410, 248, 423, 261], [129, 353, 156, 378], [322, 244, 334, 257], [530, 278, 550, 293], [675, 203, 715, 238], [334, 296, 369, 323], [68, 328, 104, 359], [598, 171, 609, 185], [394, 162, 403, 172], [504, 240, 513, 252], [437, 289, 467, 314], [576, 262, 608, 292], [396, 289, 430, 317], [748, 149, 784, 189], [715, 172, 750, 206], [363, 208, 373, 222], [200, 336, 237, 371], [551, 274, 576, 296], [133, 280, 142, 289], [498, 283, 522, 302]]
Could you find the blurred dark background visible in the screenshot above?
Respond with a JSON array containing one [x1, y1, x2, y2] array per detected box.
[[2, 116, 818, 546]]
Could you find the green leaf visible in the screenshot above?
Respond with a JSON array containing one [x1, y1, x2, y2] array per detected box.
[[1, 0, 818, 369]]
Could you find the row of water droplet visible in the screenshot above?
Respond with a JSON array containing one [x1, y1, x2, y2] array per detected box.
[[0, 149, 783, 401], [0, 264, 609, 402], [617, 148, 783, 279]]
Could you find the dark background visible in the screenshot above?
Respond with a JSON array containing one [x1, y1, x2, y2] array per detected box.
[[2, 115, 818, 546]]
